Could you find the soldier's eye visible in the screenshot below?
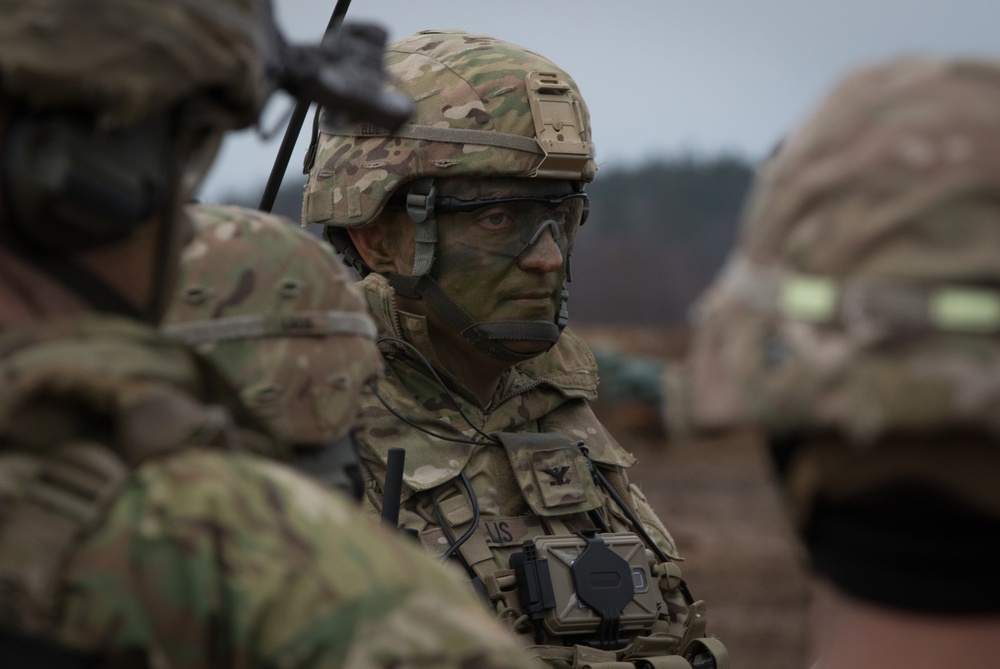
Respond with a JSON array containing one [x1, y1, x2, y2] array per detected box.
[[476, 210, 513, 231]]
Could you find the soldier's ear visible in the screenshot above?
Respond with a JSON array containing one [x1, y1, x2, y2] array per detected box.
[[347, 215, 414, 275]]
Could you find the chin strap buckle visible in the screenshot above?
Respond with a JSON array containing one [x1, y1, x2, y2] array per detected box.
[[404, 177, 437, 277]]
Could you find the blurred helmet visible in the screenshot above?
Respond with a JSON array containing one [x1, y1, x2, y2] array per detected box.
[[163, 205, 382, 494], [302, 29, 596, 232], [0, 0, 272, 128], [687, 57, 1000, 442]]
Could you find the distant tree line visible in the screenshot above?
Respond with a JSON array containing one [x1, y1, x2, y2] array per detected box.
[[219, 154, 756, 325], [573, 155, 754, 324]]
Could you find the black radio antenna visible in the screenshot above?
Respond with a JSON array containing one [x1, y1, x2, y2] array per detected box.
[[259, 0, 352, 213]]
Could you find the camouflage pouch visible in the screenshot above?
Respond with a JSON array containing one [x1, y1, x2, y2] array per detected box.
[[493, 432, 603, 516]]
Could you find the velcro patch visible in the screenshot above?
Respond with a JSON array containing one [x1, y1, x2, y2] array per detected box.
[[532, 448, 587, 507], [420, 515, 546, 554]]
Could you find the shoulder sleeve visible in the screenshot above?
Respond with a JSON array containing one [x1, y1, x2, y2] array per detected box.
[[627, 480, 680, 559], [55, 449, 539, 669]]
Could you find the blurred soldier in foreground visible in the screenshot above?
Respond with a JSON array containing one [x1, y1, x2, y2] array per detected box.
[[0, 2, 544, 667], [304, 29, 727, 668], [685, 58, 1000, 668], [163, 205, 382, 499]]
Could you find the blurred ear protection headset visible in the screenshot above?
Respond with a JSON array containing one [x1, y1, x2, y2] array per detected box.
[[1, 107, 175, 250], [0, 105, 191, 322]]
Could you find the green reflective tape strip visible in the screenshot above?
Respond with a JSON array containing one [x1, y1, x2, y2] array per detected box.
[[928, 287, 1000, 332], [779, 274, 837, 322]]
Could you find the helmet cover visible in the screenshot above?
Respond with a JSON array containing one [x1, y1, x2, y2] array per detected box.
[[0, 0, 271, 128], [163, 204, 382, 446], [303, 29, 597, 229], [687, 57, 1000, 442]]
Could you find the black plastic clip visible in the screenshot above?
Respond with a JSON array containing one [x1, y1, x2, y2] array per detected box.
[[510, 540, 557, 643]]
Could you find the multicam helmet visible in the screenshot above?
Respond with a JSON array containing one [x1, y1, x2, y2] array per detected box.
[[163, 205, 382, 493], [687, 57, 1000, 443], [302, 30, 596, 363], [302, 29, 596, 231], [0, 0, 271, 128]]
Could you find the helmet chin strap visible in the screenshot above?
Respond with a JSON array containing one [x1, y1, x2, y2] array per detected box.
[[387, 178, 569, 364], [387, 273, 566, 364]]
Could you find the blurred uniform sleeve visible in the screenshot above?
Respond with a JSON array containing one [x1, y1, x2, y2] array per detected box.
[[55, 449, 541, 669]]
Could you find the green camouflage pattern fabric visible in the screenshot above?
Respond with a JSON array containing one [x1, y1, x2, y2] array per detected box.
[[0, 0, 269, 127], [303, 29, 597, 229], [0, 315, 543, 668], [685, 58, 1000, 526], [355, 275, 712, 666], [163, 204, 382, 448], [56, 452, 542, 669]]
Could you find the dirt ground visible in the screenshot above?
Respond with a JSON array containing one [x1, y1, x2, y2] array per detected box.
[[576, 325, 813, 669]]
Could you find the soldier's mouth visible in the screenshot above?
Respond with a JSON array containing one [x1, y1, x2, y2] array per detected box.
[[508, 292, 554, 301]]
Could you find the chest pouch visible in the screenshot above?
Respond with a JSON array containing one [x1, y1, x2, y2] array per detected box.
[[509, 531, 660, 648], [493, 432, 603, 517]]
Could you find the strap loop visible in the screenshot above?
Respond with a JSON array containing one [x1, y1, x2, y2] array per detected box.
[[321, 120, 545, 156], [162, 310, 377, 345], [0, 442, 128, 633]]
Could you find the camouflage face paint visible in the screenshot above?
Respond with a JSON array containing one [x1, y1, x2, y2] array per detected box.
[[432, 178, 577, 324]]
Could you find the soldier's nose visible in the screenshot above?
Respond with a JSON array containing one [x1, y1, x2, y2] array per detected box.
[[517, 225, 563, 273]]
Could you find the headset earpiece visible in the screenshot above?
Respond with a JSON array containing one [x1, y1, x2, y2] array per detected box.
[[2, 108, 174, 250]]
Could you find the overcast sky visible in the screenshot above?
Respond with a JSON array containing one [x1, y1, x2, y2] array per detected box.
[[198, 0, 1000, 202]]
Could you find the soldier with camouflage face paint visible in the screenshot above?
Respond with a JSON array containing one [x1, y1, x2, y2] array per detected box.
[[0, 3, 549, 667], [304, 30, 727, 668], [685, 57, 1000, 668]]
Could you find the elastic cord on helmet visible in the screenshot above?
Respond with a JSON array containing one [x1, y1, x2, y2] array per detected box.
[[162, 310, 377, 344]]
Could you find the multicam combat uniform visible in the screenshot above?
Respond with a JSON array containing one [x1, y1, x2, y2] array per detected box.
[[0, 316, 542, 669], [356, 275, 720, 668], [303, 29, 727, 668]]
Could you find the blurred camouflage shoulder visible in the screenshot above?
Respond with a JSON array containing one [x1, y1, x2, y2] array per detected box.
[[56, 448, 540, 668], [0, 312, 277, 459], [0, 315, 534, 668]]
